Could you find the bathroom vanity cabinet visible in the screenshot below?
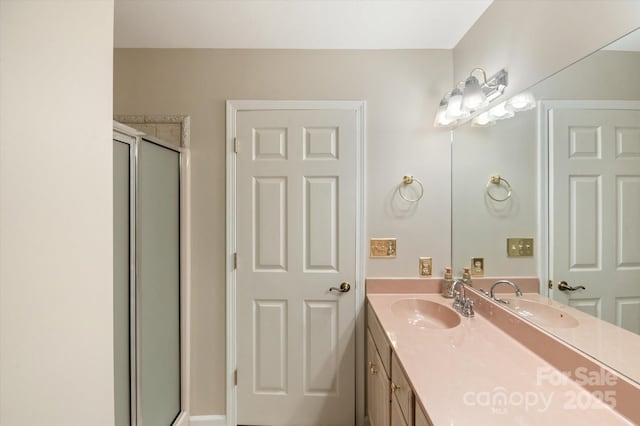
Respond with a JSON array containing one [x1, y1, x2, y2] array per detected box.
[[367, 305, 432, 426], [365, 285, 634, 425]]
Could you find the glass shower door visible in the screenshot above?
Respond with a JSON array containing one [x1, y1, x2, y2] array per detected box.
[[137, 139, 181, 426]]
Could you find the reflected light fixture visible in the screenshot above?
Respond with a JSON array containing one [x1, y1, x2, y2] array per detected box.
[[506, 91, 536, 112], [471, 112, 495, 127], [434, 68, 508, 127], [488, 101, 515, 120]]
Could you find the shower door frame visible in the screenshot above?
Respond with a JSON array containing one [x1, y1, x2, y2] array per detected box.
[[113, 121, 191, 426]]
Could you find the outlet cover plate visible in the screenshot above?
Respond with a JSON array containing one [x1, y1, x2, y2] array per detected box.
[[471, 257, 484, 277], [419, 257, 432, 276]]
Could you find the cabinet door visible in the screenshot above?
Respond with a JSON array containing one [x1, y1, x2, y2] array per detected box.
[[415, 401, 432, 426], [367, 331, 390, 426], [391, 352, 413, 425], [391, 393, 408, 426]]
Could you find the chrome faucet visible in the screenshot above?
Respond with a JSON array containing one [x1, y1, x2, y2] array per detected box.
[[489, 280, 523, 305], [448, 279, 466, 298], [449, 279, 474, 317]]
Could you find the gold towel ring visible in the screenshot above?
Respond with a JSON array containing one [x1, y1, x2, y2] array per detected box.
[[399, 175, 424, 202], [486, 175, 512, 202]]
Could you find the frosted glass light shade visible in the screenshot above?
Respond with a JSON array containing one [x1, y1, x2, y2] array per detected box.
[[433, 95, 456, 127], [445, 87, 468, 120], [462, 75, 487, 111]]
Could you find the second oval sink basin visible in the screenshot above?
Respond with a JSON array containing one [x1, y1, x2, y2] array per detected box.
[[391, 299, 461, 330], [503, 298, 579, 328]]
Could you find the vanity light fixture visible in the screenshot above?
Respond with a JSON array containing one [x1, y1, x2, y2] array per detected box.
[[434, 68, 508, 127]]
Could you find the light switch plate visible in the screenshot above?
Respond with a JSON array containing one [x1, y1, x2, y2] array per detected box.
[[471, 257, 484, 277], [370, 238, 397, 258], [418, 257, 432, 276], [507, 238, 534, 257]]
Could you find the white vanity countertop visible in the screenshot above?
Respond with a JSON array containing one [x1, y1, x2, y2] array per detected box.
[[367, 292, 633, 425]]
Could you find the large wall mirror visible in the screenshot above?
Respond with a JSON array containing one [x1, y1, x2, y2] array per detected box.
[[452, 27, 640, 385]]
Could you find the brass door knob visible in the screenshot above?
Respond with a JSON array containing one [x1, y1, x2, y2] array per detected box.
[[329, 282, 351, 293], [558, 281, 586, 291]]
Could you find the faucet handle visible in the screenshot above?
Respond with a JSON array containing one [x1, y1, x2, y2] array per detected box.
[[453, 291, 463, 310], [462, 298, 475, 317]]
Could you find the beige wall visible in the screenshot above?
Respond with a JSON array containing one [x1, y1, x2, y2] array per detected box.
[[114, 48, 453, 414], [454, 0, 640, 102], [0, 1, 115, 425]]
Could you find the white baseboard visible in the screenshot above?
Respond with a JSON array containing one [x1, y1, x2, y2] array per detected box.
[[190, 414, 226, 426]]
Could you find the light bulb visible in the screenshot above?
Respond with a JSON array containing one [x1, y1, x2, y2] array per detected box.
[[462, 75, 487, 111], [488, 102, 514, 120], [506, 91, 536, 112]]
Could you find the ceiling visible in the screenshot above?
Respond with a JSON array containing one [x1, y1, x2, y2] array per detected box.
[[114, 0, 493, 49]]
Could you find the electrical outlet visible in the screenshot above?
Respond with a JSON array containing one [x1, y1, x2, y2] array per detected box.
[[370, 238, 397, 258], [507, 238, 534, 257], [418, 257, 432, 276], [471, 257, 484, 277]]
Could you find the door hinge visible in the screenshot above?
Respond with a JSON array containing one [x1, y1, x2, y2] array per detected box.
[[234, 369, 238, 386], [233, 137, 239, 154], [233, 252, 238, 269]]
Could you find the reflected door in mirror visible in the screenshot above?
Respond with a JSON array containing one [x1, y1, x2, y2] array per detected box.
[[551, 106, 640, 334]]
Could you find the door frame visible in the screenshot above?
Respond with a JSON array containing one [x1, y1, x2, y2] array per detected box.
[[537, 100, 640, 298], [225, 100, 366, 426]]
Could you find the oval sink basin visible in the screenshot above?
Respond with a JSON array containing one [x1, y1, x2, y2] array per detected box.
[[503, 298, 579, 328], [391, 299, 461, 330]]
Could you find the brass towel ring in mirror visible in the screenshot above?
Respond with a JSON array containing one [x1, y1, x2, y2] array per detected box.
[[486, 175, 512, 202], [399, 175, 424, 202]]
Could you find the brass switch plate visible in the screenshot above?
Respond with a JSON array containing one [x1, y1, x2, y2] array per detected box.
[[471, 257, 484, 277], [418, 257, 432, 276], [507, 238, 534, 257], [370, 238, 397, 258]]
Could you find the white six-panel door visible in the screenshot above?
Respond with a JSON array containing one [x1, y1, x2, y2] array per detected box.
[[235, 108, 359, 425], [551, 107, 640, 333]]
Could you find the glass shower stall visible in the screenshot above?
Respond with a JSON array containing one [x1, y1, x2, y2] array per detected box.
[[113, 122, 186, 426]]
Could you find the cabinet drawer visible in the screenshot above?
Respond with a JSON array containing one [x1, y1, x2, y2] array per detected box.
[[391, 351, 413, 425], [391, 390, 408, 426], [367, 303, 391, 376], [415, 400, 432, 426]]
